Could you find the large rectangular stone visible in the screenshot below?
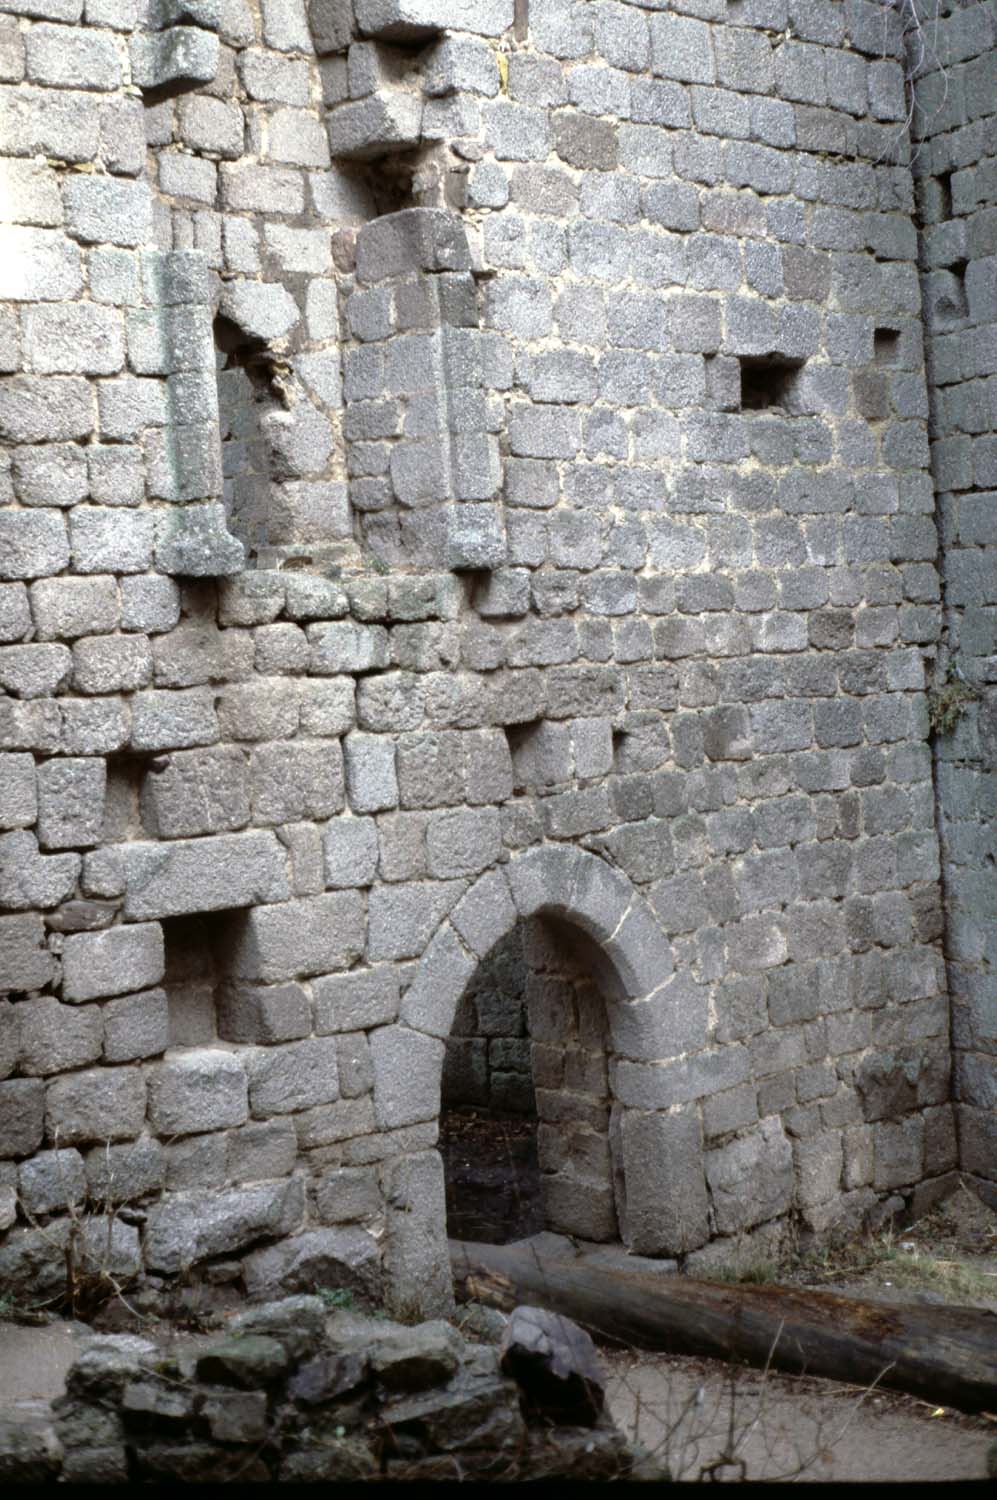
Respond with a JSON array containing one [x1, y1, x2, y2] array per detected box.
[[223, 891, 365, 982], [45, 1065, 146, 1144], [313, 968, 400, 1032], [120, 832, 290, 918], [148, 1050, 249, 1136], [0, 912, 56, 992], [248, 1037, 341, 1115], [139, 746, 250, 839], [61, 921, 164, 1002]]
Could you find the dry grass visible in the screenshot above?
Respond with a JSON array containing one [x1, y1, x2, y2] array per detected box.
[[705, 1184, 997, 1306]]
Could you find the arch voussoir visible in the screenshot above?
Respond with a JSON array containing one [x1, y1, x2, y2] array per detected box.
[[449, 866, 516, 960], [398, 921, 477, 1039], [599, 900, 674, 1004]]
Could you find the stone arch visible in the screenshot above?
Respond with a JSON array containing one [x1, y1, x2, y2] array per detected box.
[[378, 845, 709, 1316]]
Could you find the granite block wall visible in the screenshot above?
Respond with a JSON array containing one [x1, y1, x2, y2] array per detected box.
[[910, 0, 997, 1209], [0, 0, 988, 1314]]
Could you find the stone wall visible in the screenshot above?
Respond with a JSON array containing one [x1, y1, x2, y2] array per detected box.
[[0, 0, 987, 1314], [0, 1295, 644, 1483], [909, 0, 997, 1211]]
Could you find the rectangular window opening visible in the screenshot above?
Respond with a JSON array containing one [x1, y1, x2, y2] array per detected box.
[[873, 328, 901, 366], [937, 169, 953, 221], [738, 356, 803, 413]]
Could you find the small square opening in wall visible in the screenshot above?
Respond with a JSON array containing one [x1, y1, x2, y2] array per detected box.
[[738, 356, 803, 413], [873, 328, 901, 366], [937, 169, 953, 221]]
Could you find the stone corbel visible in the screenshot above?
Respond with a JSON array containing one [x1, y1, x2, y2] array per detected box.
[[129, 0, 221, 97]]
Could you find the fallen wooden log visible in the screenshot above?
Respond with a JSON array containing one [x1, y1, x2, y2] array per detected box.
[[451, 1239, 997, 1414]]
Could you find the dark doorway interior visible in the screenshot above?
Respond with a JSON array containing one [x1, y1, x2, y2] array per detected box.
[[440, 919, 617, 1247]]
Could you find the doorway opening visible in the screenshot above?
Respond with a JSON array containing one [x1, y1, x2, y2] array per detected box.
[[440, 916, 618, 1248]]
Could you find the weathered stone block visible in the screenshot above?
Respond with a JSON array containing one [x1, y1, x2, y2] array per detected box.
[[62, 922, 164, 1003], [367, 879, 464, 961], [543, 1168, 617, 1243], [0, 1078, 45, 1159], [224, 891, 364, 983], [248, 1037, 341, 1116], [129, 26, 220, 93], [370, 1024, 443, 1128], [148, 1049, 249, 1137], [313, 1165, 381, 1224], [143, 1178, 305, 1272], [249, 740, 344, 824], [0, 752, 37, 830], [140, 747, 250, 839], [242, 1224, 381, 1298], [18, 1147, 86, 1216], [85, 1137, 165, 1203], [217, 981, 311, 1044], [0, 509, 70, 580], [313, 968, 400, 1033], [154, 504, 245, 577], [873, 1115, 924, 1190], [18, 996, 103, 1076], [101, 984, 169, 1068], [226, 1119, 297, 1182], [705, 1117, 794, 1234], [0, 913, 55, 993], [45, 1066, 146, 1144], [120, 831, 290, 919], [327, 91, 423, 160], [36, 757, 106, 850], [323, 816, 379, 888], [382, 1150, 454, 1319]]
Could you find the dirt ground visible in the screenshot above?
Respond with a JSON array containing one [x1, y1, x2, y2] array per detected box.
[[604, 1181, 997, 1482], [605, 1348, 995, 1481]]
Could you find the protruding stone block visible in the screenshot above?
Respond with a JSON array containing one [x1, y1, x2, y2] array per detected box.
[[355, 208, 471, 284], [129, 26, 220, 93], [446, 503, 507, 571], [327, 93, 423, 160], [154, 503, 245, 577], [355, 0, 512, 42], [143, 1179, 305, 1272]]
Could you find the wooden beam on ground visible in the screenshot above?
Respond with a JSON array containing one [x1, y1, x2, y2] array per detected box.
[[450, 1239, 997, 1414]]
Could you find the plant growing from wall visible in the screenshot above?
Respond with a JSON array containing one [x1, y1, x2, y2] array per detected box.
[[928, 662, 981, 737]]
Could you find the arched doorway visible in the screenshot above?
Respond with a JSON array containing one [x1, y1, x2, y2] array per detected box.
[[381, 845, 709, 1316], [441, 914, 623, 1246]]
